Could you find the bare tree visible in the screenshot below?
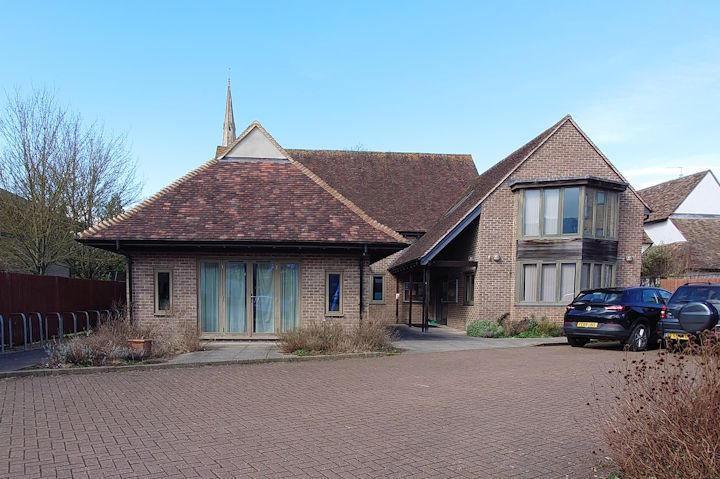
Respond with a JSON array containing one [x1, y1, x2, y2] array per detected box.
[[0, 88, 141, 277], [0, 89, 74, 274]]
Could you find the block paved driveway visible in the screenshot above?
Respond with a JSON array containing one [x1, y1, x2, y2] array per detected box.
[[0, 344, 631, 478]]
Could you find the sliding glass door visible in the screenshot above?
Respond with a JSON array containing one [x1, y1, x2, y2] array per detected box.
[[199, 260, 299, 336], [253, 263, 275, 334], [226, 262, 247, 333], [200, 263, 220, 333]]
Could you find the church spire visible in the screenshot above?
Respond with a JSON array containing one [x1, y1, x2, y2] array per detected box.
[[222, 75, 236, 147]]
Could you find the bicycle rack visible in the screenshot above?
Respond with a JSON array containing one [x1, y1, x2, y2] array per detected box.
[[46, 313, 64, 341], [91, 310, 101, 328], [8, 313, 28, 351], [71, 312, 78, 334], [31, 312, 44, 345], [79, 311, 90, 332]]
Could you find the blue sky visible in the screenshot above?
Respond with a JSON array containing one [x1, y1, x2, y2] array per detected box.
[[1, 1, 718, 198]]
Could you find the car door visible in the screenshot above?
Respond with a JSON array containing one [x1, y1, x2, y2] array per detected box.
[[641, 289, 664, 324]]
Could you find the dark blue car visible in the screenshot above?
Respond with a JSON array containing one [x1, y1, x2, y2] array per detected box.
[[564, 287, 671, 351]]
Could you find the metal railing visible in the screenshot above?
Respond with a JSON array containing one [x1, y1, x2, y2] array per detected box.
[[1, 307, 123, 353]]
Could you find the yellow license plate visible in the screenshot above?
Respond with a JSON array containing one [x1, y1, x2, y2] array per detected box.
[[665, 332, 689, 340], [577, 322, 598, 328]]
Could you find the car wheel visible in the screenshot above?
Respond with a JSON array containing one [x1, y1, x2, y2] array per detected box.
[[567, 337, 588, 348], [626, 323, 649, 352]]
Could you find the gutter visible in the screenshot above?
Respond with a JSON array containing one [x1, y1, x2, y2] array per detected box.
[[116, 240, 132, 323]]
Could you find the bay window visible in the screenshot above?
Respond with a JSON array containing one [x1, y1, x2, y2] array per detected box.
[[518, 261, 616, 304], [520, 186, 618, 239]]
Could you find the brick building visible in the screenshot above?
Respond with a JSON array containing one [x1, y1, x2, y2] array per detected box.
[[79, 84, 647, 337], [389, 115, 648, 329]]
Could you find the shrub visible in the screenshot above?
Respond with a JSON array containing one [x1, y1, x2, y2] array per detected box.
[[278, 320, 394, 354], [507, 315, 563, 338], [467, 319, 504, 338], [501, 318, 530, 337], [533, 316, 563, 337], [347, 319, 396, 351], [600, 334, 720, 478]]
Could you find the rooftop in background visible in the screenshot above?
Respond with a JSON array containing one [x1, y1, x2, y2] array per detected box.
[[663, 218, 720, 272], [287, 149, 478, 233], [639, 170, 713, 223]]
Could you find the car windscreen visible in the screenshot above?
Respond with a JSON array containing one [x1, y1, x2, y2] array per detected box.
[[670, 286, 720, 304], [574, 291, 624, 304]]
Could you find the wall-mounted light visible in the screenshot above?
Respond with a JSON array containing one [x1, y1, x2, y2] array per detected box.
[[488, 253, 501, 262], [625, 255, 634, 262]]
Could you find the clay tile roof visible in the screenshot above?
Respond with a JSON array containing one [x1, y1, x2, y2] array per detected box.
[[390, 116, 571, 270], [639, 171, 709, 223], [286, 150, 478, 233], [80, 123, 406, 246], [662, 218, 720, 272]]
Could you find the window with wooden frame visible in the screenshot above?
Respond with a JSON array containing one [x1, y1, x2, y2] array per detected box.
[[520, 186, 617, 239], [371, 275, 384, 303], [441, 278, 458, 304], [154, 269, 173, 315], [402, 282, 425, 303], [326, 271, 343, 316], [517, 260, 616, 305], [464, 272, 475, 305]]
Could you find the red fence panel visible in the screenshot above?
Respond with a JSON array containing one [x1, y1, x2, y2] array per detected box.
[[659, 277, 720, 293], [0, 272, 125, 348]]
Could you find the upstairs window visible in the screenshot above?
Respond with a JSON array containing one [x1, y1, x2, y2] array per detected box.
[[521, 186, 618, 239], [524, 190, 541, 236], [562, 187, 580, 234]]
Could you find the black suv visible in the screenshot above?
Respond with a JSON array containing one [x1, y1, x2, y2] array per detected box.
[[657, 283, 720, 344], [564, 287, 671, 351]]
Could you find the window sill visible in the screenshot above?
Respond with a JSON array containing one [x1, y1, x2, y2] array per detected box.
[[370, 300, 386, 305], [325, 313, 344, 318], [154, 311, 171, 317]]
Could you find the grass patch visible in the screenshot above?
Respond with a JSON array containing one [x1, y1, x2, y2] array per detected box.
[[279, 320, 395, 355]]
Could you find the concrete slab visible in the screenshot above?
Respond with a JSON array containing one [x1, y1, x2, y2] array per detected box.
[[168, 341, 291, 364], [391, 324, 566, 353]]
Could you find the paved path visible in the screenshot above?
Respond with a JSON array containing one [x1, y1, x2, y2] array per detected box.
[[0, 345, 636, 478], [0, 347, 48, 373], [168, 342, 290, 365], [392, 324, 566, 352], [2, 327, 567, 372]]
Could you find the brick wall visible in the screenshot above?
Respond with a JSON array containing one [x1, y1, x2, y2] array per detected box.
[[368, 251, 401, 324], [507, 121, 644, 323], [405, 121, 646, 329], [129, 251, 373, 338]]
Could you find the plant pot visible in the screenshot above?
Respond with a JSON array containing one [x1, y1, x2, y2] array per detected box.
[[127, 339, 152, 358]]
